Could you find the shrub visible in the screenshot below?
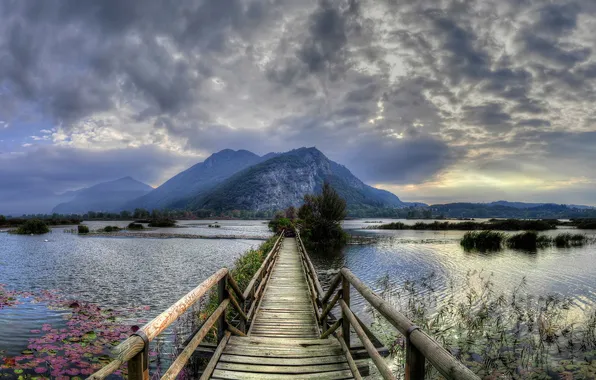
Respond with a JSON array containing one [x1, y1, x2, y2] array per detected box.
[[460, 231, 505, 251], [377, 222, 407, 230], [127, 222, 144, 230], [148, 218, 176, 227], [268, 217, 293, 233], [102, 226, 122, 232], [16, 219, 50, 235], [77, 225, 90, 234]]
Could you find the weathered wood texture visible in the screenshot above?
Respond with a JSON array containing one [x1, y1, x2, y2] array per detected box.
[[208, 238, 357, 379]]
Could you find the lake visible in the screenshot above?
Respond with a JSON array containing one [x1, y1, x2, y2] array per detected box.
[[1, 219, 596, 377]]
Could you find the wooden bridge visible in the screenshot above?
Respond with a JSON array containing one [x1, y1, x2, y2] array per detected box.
[[89, 231, 478, 380]]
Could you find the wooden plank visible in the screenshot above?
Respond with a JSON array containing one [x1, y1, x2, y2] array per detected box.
[[215, 362, 351, 374], [223, 347, 343, 358], [229, 337, 339, 346], [219, 354, 347, 366], [211, 369, 355, 379]]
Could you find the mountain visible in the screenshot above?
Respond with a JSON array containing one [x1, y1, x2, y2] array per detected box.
[[184, 147, 404, 211], [52, 177, 153, 214], [123, 149, 265, 211]]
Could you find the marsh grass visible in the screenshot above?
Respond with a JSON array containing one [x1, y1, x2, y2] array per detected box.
[[461, 231, 590, 252], [371, 271, 596, 379], [460, 231, 505, 251]]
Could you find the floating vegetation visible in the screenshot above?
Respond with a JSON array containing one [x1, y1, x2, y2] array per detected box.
[[148, 218, 176, 227], [77, 225, 90, 234], [0, 287, 148, 378], [208, 224, 221, 228], [372, 271, 596, 379], [461, 231, 589, 251]]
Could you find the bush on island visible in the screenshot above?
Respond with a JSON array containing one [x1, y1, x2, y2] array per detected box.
[[16, 219, 50, 235]]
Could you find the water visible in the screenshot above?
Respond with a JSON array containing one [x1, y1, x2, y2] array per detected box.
[[0, 220, 270, 369], [315, 221, 596, 319], [2, 218, 596, 375]]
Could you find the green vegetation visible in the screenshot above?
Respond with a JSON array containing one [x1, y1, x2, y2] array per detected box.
[[0, 215, 6, 225], [200, 235, 279, 341], [15, 219, 50, 235], [102, 226, 122, 232], [460, 231, 505, 251], [148, 218, 176, 227], [127, 222, 144, 230], [77, 225, 90, 234], [505, 231, 550, 250], [208, 224, 221, 228], [430, 202, 596, 219], [461, 231, 589, 251], [377, 219, 556, 231], [574, 219, 596, 229], [554, 233, 587, 247], [373, 272, 596, 379], [298, 183, 348, 250]]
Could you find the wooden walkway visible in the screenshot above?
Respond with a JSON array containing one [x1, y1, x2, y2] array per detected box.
[[210, 237, 356, 379]]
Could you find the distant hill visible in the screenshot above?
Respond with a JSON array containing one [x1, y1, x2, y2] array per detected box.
[[431, 202, 596, 219], [52, 177, 153, 214], [488, 200, 594, 210], [122, 149, 266, 211], [182, 147, 405, 211]]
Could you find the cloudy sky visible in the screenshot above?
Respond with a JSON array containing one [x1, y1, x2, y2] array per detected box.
[[1, 0, 596, 206]]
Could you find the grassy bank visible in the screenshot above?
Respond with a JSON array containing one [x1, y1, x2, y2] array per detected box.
[[461, 231, 588, 251], [376, 219, 557, 231], [373, 272, 596, 379], [199, 234, 278, 337]]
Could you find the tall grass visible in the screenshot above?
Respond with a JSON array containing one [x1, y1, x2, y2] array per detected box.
[[372, 271, 596, 379], [461, 231, 589, 251], [460, 231, 505, 251]]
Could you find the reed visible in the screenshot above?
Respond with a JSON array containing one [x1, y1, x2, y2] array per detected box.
[[372, 271, 596, 379]]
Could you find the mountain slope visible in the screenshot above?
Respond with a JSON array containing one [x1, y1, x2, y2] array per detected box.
[[123, 149, 265, 211], [52, 177, 153, 214], [187, 147, 404, 211]]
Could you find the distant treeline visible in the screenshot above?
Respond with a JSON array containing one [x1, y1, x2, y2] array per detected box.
[[375, 219, 596, 231], [428, 203, 596, 219]]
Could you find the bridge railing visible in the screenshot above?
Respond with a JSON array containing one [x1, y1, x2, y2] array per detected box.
[[296, 231, 479, 380], [88, 231, 284, 380]]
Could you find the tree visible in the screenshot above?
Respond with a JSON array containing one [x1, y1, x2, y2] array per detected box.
[[16, 219, 50, 235], [298, 183, 347, 250], [285, 206, 297, 220], [0, 215, 6, 225]]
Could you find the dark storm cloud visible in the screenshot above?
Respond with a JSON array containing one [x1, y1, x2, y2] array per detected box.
[[342, 135, 463, 184], [462, 103, 512, 131], [2, 0, 596, 207]]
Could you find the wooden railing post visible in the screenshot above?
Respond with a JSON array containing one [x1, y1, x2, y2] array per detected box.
[[341, 274, 350, 349], [405, 335, 426, 380], [217, 276, 228, 343], [127, 335, 149, 380]]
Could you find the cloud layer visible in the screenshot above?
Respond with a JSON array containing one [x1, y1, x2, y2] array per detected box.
[[1, 0, 596, 206]]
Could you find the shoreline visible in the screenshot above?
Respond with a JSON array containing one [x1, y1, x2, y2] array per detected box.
[[81, 231, 271, 240]]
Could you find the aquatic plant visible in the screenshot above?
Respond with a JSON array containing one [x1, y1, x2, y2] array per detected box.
[[506, 231, 551, 250], [77, 225, 90, 234], [15, 219, 50, 235], [554, 233, 587, 247], [0, 288, 148, 378], [377, 219, 556, 231], [460, 231, 505, 251], [371, 271, 596, 379]]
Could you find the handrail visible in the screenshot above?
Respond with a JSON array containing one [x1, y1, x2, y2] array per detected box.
[[340, 268, 479, 380], [295, 230, 479, 380], [88, 231, 285, 380]]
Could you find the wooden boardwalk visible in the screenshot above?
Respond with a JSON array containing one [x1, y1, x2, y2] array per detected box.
[[210, 237, 356, 379]]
